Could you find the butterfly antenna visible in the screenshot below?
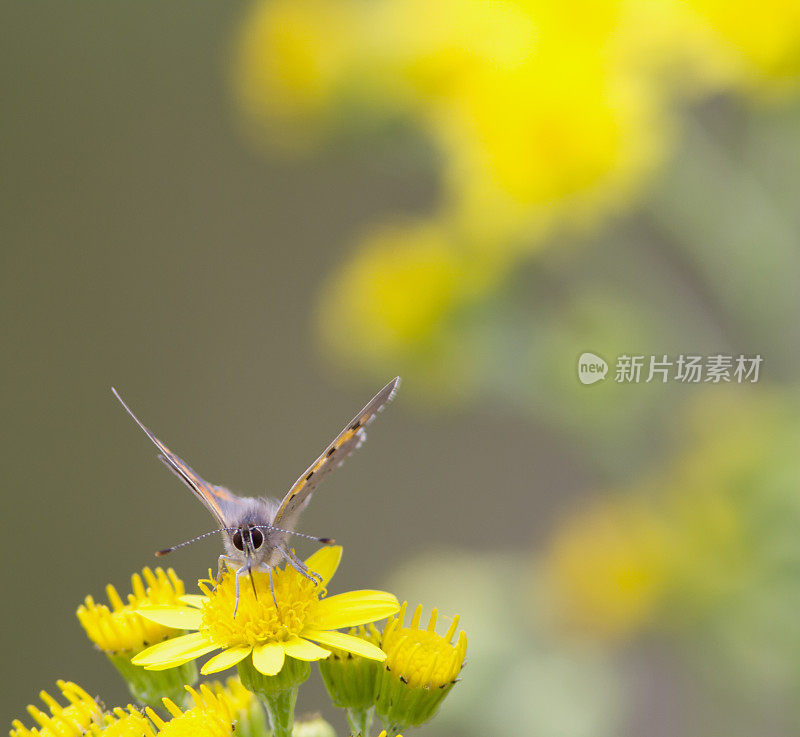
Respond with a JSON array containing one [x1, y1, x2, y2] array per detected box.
[[253, 525, 335, 545], [155, 527, 237, 556]]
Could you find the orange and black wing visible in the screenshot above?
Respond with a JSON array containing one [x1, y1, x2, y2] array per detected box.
[[273, 377, 400, 529], [112, 388, 237, 529]]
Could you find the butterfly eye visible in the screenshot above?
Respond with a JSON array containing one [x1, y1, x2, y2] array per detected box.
[[232, 531, 244, 551], [250, 528, 264, 549]]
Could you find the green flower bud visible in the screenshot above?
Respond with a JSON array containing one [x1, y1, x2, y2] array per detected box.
[[318, 625, 382, 735]]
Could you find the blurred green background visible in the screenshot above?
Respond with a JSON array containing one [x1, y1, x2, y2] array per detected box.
[[4, 1, 800, 735]]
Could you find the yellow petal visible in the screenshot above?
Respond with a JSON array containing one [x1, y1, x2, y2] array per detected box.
[[200, 646, 252, 675], [303, 546, 342, 587], [307, 590, 399, 629], [145, 647, 219, 671], [302, 629, 387, 661], [280, 636, 331, 661], [179, 595, 208, 609], [137, 606, 202, 629], [132, 632, 215, 667], [252, 642, 285, 675]]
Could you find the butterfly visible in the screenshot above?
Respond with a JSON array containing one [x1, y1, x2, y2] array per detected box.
[[111, 377, 400, 614]]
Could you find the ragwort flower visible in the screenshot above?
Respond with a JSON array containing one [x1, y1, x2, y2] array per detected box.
[[375, 603, 467, 731], [132, 546, 398, 677], [77, 566, 186, 654], [145, 685, 236, 737], [10, 681, 104, 737], [76, 566, 197, 707]]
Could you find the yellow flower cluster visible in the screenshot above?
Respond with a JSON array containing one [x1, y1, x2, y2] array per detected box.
[[543, 388, 796, 641], [10, 681, 103, 737], [233, 0, 800, 382], [10, 681, 241, 737], [15, 534, 459, 737]]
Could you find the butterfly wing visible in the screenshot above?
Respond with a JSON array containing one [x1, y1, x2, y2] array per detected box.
[[112, 388, 239, 529], [273, 377, 400, 530]]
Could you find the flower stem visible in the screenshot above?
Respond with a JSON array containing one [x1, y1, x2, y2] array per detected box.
[[258, 687, 298, 737], [346, 706, 374, 736]]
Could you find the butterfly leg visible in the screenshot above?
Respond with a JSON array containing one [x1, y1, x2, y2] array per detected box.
[[215, 555, 234, 588], [267, 567, 278, 610], [281, 547, 323, 585], [233, 565, 252, 618]]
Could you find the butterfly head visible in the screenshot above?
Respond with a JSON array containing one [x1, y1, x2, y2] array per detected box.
[[231, 527, 264, 554], [224, 524, 275, 567]]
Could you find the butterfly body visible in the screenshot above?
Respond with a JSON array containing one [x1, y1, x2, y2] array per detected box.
[[112, 378, 400, 613]]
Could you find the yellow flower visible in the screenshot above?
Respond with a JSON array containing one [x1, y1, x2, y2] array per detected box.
[[381, 603, 466, 689], [94, 709, 155, 737], [77, 566, 186, 654], [375, 603, 466, 729], [543, 495, 672, 640], [132, 546, 398, 677], [233, 0, 362, 147], [9, 683, 242, 737], [686, 0, 800, 99], [145, 685, 235, 737], [205, 677, 255, 715], [76, 567, 196, 707], [206, 677, 268, 737], [10, 681, 104, 737], [317, 219, 507, 395], [434, 42, 665, 247]]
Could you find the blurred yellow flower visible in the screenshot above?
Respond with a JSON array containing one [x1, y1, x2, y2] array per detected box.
[[434, 50, 665, 246], [543, 388, 800, 641], [234, 0, 360, 147], [235, 0, 669, 245], [233, 0, 800, 386], [367, 0, 538, 105], [688, 0, 800, 99], [317, 220, 506, 391], [544, 496, 672, 640]]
